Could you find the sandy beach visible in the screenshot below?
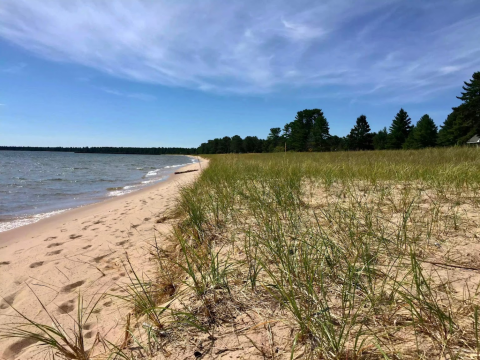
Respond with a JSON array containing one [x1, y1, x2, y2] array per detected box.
[[0, 157, 207, 359]]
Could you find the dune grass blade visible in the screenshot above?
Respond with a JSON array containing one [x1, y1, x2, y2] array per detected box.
[[0, 285, 103, 359]]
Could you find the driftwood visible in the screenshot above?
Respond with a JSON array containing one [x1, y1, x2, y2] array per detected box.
[[174, 169, 198, 175]]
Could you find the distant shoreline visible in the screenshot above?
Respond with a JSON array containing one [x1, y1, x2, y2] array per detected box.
[[0, 146, 197, 156]]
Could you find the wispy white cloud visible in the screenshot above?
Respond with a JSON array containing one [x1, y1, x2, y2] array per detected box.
[[100, 87, 156, 101], [1, 62, 26, 74], [0, 0, 479, 102]]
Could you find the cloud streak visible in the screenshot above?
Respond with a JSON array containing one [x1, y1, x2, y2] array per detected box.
[[100, 87, 156, 101], [1, 62, 26, 74], [0, 0, 479, 102]]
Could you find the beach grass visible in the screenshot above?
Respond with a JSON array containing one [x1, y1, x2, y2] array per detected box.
[[146, 147, 480, 358]]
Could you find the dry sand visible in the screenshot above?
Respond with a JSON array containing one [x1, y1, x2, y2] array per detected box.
[[0, 157, 207, 359]]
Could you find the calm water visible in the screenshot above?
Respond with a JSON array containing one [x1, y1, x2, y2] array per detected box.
[[0, 151, 197, 232]]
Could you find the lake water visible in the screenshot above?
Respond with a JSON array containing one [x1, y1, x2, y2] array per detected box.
[[0, 151, 197, 232]]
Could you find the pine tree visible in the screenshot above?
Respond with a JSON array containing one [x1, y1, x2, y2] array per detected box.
[[455, 71, 480, 141], [373, 127, 388, 150], [283, 109, 329, 151], [404, 114, 438, 149], [387, 108, 413, 149], [230, 135, 243, 153], [312, 111, 330, 151], [414, 114, 438, 148], [402, 127, 417, 149], [347, 115, 373, 150]]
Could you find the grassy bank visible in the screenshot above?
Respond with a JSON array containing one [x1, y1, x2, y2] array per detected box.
[[167, 148, 480, 359], [4, 148, 480, 359]]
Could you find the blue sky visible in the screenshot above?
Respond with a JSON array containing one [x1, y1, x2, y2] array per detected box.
[[1, 0, 479, 148]]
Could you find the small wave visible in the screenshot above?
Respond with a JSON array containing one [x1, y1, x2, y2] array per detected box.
[[0, 209, 70, 233], [108, 189, 133, 197], [107, 186, 124, 191], [145, 170, 159, 177]]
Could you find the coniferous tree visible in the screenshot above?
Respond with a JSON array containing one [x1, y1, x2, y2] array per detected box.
[[402, 127, 417, 149], [328, 136, 347, 151], [373, 127, 388, 150], [404, 115, 438, 149], [311, 111, 330, 151], [413, 114, 438, 148], [231, 135, 243, 153], [283, 109, 329, 151], [266, 127, 282, 152], [387, 108, 413, 149], [306, 130, 316, 151], [455, 71, 480, 141], [347, 115, 373, 150], [437, 112, 463, 146]]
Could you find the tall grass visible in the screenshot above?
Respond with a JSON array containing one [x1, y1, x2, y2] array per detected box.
[[168, 148, 480, 358], [0, 287, 103, 360]]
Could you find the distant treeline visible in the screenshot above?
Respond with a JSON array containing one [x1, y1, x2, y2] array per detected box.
[[0, 146, 197, 155], [198, 71, 480, 154]]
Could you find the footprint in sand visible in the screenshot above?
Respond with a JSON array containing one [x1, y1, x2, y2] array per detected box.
[[57, 301, 75, 314], [93, 254, 110, 263], [69, 234, 82, 239], [103, 300, 113, 307], [44, 236, 57, 241], [82, 245, 92, 250], [29, 261, 44, 268], [115, 240, 128, 246], [61, 280, 85, 293], [3, 338, 39, 359], [46, 249, 63, 256], [0, 261, 10, 266], [47, 242, 64, 248], [0, 292, 17, 310]]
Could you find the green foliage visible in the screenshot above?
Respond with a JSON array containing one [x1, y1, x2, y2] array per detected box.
[[403, 114, 438, 149], [387, 108, 413, 149], [456, 71, 480, 137], [230, 135, 243, 153], [284, 109, 330, 151], [438, 71, 480, 146], [347, 114, 373, 150], [373, 127, 388, 150], [265, 127, 283, 152]]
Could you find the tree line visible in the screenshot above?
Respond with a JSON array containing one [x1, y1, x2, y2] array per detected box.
[[198, 71, 480, 154], [0, 146, 197, 155]]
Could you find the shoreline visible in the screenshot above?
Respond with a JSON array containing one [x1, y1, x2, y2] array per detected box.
[[0, 155, 201, 244], [0, 156, 207, 359]]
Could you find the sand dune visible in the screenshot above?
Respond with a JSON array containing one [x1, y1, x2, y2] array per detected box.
[[0, 158, 207, 359]]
